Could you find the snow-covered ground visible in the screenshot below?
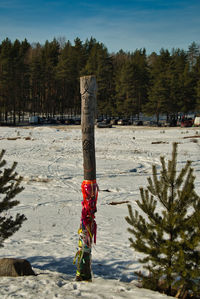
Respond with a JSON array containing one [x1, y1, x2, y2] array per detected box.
[[0, 125, 199, 299]]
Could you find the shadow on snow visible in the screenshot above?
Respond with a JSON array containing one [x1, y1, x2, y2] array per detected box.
[[27, 255, 137, 282]]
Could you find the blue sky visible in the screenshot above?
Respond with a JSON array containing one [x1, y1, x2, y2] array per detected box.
[[0, 0, 200, 54]]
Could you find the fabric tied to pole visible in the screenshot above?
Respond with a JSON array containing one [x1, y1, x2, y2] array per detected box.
[[81, 179, 98, 245], [74, 179, 98, 275]]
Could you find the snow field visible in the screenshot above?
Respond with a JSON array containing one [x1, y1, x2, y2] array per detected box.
[[0, 125, 199, 298]]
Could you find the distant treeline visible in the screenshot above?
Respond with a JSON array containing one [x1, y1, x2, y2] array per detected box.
[[0, 37, 200, 124]]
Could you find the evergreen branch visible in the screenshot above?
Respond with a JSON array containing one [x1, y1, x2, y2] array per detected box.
[[160, 156, 170, 186], [169, 143, 177, 184], [175, 160, 191, 188], [0, 149, 26, 247], [177, 168, 197, 211], [0, 213, 27, 246], [0, 162, 18, 190], [0, 150, 6, 160], [147, 177, 156, 195], [138, 188, 163, 225], [152, 164, 161, 195], [0, 149, 6, 169]]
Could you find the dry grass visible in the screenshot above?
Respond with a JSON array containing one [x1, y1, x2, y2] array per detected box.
[[22, 176, 50, 183]]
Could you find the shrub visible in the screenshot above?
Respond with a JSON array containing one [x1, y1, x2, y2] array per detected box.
[[125, 143, 200, 298], [0, 150, 26, 247]]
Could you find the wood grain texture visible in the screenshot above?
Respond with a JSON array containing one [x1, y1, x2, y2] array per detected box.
[[80, 75, 97, 180]]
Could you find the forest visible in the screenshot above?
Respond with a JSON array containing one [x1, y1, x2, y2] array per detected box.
[[0, 37, 200, 124]]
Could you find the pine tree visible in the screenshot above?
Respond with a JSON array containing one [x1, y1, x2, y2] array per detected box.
[[56, 41, 79, 116], [41, 39, 60, 117], [0, 38, 13, 123], [144, 49, 171, 123], [187, 42, 200, 68], [0, 150, 26, 247], [125, 143, 200, 298], [196, 79, 200, 111], [193, 56, 200, 111], [115, 49, 149, 119], [30, 43, 43, 115], [168, 49, 188, 118]]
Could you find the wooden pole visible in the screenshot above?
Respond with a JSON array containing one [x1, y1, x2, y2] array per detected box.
[[81, 75, 97, 181], [75, 75, 98, 281]]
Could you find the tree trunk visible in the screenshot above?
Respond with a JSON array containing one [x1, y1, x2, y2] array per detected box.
[[75, 75, 98, 281]]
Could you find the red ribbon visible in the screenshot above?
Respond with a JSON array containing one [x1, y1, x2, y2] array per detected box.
[[81, 180, 98, 244]]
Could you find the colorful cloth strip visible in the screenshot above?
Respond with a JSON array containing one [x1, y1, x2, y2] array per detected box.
[[74, 179, 98, 276], [81, 180, 98, 245]]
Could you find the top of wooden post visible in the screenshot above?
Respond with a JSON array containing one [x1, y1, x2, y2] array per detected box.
[[80, 75, 97, 96]]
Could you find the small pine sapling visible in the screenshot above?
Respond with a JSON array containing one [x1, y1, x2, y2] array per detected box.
[[125, 143, 200, 298], [0, 149, 26, 247]]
